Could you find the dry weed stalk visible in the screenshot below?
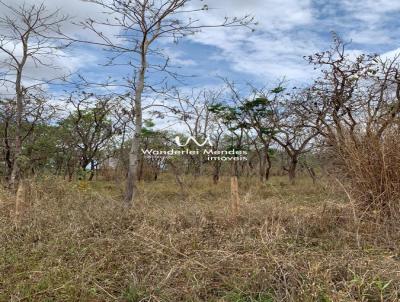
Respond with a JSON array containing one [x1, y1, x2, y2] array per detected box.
[[230, 176, 240, 216]]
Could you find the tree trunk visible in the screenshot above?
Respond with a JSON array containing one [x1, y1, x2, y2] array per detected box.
[[258, 149, 271, 182], [288, 156, 298, 185], [265, 151, 272, 181], [259, 157, 265, 182], [124, 103, 143, 206], [138, 154, 144, 181], [232, 161, 239, 178], [9, 72, 24, 190], [67, 158, 74, 182], [213, 161, 221, 185], [3, 119, 13, 182], [4, 144, 13, 183], [124, 41, 148, 206], [10, 39, 28, 190], [303, 162, 317, 185], [88, 160, 95, 181]]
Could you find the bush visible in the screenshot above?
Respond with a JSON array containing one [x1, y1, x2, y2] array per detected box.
[[335, 129, 400, 217]]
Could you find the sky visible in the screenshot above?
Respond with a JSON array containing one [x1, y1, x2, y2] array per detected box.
[[1, 0, 400, 94]]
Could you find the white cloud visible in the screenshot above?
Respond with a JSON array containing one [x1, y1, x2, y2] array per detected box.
[[181, 0, 316, 82], [348, 29, 392, 45], [162, 47, 198, 67], [381, 48, 400, 61], [189, 0, 312, 31], [0, 40, 97, 93], [341, 0, 400, 24]]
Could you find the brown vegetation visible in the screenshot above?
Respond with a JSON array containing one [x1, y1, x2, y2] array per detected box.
[[1, 176, 400, 301], [335, 130, 400, 218]]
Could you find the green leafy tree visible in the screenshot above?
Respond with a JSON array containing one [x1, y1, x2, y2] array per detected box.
[[59, 95, 122, 180]]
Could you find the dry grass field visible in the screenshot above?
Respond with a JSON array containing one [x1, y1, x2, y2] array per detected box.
[[1, 176, 400, 302]]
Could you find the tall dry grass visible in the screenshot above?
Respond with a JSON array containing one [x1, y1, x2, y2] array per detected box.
[[334, 129, 400, 218], [1, 176, 400, 301]]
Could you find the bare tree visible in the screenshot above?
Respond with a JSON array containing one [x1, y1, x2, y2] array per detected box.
[[304, 36, 400, 213], [270, 91, 320, 184], [167, 88, 221, 176], [209, 112, 225, 184], [0, 1, 69, 188], [306, 35, 400, 145], [71, 0, 254, 205]]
